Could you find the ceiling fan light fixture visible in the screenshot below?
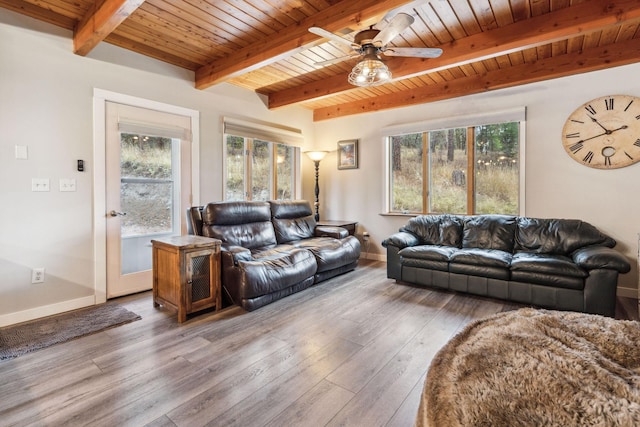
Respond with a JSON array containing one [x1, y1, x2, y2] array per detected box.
[[348, 56, 392, 87]]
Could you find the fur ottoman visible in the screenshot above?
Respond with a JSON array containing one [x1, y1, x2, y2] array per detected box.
[[416, 308, 640, 426]]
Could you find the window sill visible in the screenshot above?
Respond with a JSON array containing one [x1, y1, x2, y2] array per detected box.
[[379, 212, 419, 217]]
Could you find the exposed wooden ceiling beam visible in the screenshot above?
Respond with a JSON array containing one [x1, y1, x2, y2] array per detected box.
[[312, 37, 640, 121], [194, 0, 416, 90], [269, 0, 640, 109], [74, 0, 145, 56], [0, 0, 76, 29]]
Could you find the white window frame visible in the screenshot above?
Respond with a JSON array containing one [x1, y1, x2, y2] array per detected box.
[[383, 107, 526, 215], [222, 117, 302, 201]]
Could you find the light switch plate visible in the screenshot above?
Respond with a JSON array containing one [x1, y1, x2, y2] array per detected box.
[[59, 178, 76, 192], [32, 178, 50, 192], [15, 145, 28, 160]]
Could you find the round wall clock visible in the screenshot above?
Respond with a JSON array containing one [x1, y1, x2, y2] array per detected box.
[[561, 94, 640, 169]]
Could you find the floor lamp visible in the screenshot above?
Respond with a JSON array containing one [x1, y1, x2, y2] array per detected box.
[[305, 151, 328, 221]]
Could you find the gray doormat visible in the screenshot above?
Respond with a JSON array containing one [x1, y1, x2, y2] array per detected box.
[[0, 303, 141, 360]]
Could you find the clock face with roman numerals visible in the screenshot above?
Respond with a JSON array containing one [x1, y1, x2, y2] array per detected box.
[[562, 94, 640, 169]]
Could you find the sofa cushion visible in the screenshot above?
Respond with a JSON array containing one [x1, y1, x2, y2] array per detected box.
[[515, 217, 616, 255], [236, 249, 317, 299], [402, 258, 449, 272], [204, 201, 271, 224], [399, 245, 457, 262], [269, 200, 316, 243], [202, 201, 277, 250], [462, 215, 517, 252], [449, 248, 513, 268], [449, 264, 510, 280], [510, 271, 585, 290], [402, 214, 464, 247], [511, 252, 588, 278], [250, 244, 298, 259], [293, 236, 361, 273]]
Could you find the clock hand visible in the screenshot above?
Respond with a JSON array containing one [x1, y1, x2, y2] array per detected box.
[[578, 125, 628, 143], [608, 125, 628, 134], [590, 116, 610, 132], [578, 131, 607, 143]]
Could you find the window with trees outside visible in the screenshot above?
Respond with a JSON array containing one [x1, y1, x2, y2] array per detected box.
[[223, 119, 302, 201], [387, 111, 524, 215]]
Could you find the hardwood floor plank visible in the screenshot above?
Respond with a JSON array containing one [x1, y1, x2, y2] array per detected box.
[[0, 260, 635, 427], [166, 336, 360, 426], [616, 296, 639, 321], [45, 357, 206, 426], [326, 289, 454, 393], [211, 338, 362, 427], [92, 335, 211, 372], [0, 359, 103, 414], [264, 380, 354, 427], [4, 356, 197, 426], [324, 295, 502, 426], [144, 415, 178, 427], [385, 371, 428, 427]]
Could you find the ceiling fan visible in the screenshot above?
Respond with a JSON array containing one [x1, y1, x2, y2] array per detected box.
[[309, 11, 443, 87]]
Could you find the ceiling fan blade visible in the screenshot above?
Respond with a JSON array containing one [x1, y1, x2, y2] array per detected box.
[[373, 13, 415, 46], [309, 27, 356, 49], [314, 54, 359, 67], [376, 0, 426, 29], [383, 47, 443, 58]]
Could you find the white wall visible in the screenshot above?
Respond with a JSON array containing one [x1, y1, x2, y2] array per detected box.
[[312, 65, 640, 296], [0, 10, 314, 325]]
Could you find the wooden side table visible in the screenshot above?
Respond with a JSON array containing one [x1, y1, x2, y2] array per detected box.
[[152, 235, 221, 323], [316, 220, 357, 236]]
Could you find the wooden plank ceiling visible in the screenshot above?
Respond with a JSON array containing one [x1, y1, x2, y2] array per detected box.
[[2, 0, 640, 121]]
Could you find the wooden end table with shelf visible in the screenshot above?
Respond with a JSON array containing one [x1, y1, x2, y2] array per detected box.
[[152, 235, 221, 323]]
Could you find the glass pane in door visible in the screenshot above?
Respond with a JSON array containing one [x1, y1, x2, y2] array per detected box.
[[120, 133, 175, 274]]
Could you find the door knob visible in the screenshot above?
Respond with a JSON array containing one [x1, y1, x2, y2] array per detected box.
[[109, 210, 127, 217]]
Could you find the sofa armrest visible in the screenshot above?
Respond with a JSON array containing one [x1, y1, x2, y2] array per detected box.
[[382, 231, 420, 249], [220, 244, 253, 265], [315, 226, 348, 239], [572, 246, 631, 273]]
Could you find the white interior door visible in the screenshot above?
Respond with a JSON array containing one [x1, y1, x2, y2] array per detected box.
[[105, 102, 192, 298]]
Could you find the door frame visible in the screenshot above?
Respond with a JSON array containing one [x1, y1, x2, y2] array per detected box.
[[93, 89, 200, 303]]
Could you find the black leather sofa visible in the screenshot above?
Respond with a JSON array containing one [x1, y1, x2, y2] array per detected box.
[[382, 214, 630, 316], [188, 200, 360, 311]]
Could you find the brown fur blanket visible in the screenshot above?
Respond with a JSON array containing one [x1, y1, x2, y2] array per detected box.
[[416, 308, 640, 426]]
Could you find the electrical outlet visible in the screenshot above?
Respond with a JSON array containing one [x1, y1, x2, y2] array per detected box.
[[32, 267, 45, 284]]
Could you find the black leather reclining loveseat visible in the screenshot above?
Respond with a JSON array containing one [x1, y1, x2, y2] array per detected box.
[[382, 214, 630, 316], [188, 200, 360, 311]]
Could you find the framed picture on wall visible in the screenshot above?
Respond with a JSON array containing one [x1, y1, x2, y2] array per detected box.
[[337, 139, 358, 170]]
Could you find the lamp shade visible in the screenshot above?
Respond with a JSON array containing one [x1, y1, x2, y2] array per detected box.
[[305, 150, 328, 161], [348, 55, 392, 87]]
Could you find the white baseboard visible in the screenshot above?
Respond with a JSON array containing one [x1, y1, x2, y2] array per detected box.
[[617, 286, 638, 299], [0, 295, 96, 327]]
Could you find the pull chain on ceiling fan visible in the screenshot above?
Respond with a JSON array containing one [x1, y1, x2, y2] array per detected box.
[[309, 11, 443, 87]]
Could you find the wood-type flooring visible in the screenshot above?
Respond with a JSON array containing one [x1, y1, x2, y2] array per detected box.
[[1, 260, 637, 426]]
